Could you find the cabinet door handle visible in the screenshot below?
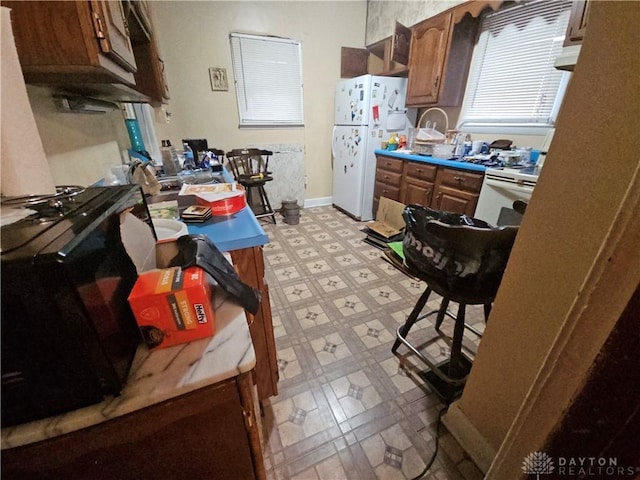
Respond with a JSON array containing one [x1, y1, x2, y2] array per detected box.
[[436, 192, 442, 207], [434, 75, 440, 89], [92, 11, 106, 39], [454, 176, 465, 183]]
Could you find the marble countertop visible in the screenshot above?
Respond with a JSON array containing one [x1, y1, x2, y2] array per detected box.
[[374, 149, 487, 173], [1, 288, 255, 450]]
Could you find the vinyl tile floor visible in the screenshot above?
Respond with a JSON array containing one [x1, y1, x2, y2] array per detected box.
[[259, 206, 486, 480]]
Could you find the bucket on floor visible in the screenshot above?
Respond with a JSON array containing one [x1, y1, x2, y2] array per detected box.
[[281, 200, 300, 225]]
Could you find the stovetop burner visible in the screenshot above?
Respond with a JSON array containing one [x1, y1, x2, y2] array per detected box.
[[1, 185, 86, 211], [0, 186, 115, 255]]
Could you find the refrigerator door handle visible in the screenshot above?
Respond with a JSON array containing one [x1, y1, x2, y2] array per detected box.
[[331, 126, 337, 169]]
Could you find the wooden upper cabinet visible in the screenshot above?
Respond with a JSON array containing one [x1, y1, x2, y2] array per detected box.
[[341, 22, 410, 78], [390, 21, 411, 66], [3, 0, 137, 85], [340, 47, 369, 78], [127, 0, 171, 105], [406, 1, 502, 107], [94, 0, 137, 71], [564, 0, 591, 46], [406, 12, 452, 106]]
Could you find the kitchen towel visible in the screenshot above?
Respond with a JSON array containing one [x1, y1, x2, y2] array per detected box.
[[1, 7, 56, 197]]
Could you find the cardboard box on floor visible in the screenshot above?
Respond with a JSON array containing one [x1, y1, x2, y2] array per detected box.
[[121, 212, 216, 349], [366, 197, 406, 239]]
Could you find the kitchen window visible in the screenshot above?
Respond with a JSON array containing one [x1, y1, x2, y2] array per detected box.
[[230, 33, 304, 127], [457, 0, 572, 135]]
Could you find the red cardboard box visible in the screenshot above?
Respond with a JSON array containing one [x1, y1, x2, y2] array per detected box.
[[128, 266, 216, 349]]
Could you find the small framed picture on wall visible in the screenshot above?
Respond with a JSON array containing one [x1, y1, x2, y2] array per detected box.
[[209, 67, 228, 91]]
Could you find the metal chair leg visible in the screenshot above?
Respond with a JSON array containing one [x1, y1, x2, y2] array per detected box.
[[434, 297, 450, 330], [392, 287, 432, 353], [448, 303, 467, 380]]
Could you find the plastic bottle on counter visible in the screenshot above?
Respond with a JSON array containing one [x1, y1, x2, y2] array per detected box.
[[160, 140, 180, 175], [182, 142, 196, 170]]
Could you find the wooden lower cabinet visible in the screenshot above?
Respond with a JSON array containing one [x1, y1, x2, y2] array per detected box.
[[402, 161, 437, 207], [374, 154, 483, 216], [231, 246, 278, 401], [432, 184, 479, 215], [432, 167, 483, 216], [373, 155, 404, 215], [1, 372, 266, 480]]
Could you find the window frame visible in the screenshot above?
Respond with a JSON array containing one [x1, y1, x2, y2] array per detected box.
[[456, 0, 572, 136], [230, 32, 304, 128]]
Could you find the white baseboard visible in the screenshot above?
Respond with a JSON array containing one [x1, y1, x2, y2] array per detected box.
[[303, 196, 332, 209], [442, 401, 497, 474]]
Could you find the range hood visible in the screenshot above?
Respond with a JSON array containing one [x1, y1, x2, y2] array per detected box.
[[53, 95, 119, 114], [554, 44, 581, 71]]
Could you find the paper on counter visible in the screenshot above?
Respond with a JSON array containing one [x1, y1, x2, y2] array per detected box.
[[386, 111, 407, 132], [178, 182, 244, 203]]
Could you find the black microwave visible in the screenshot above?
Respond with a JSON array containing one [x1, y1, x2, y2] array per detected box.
[[1, 185, 155, 427]]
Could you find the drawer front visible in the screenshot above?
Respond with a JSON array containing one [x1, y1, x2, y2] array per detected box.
[[376, 155, 404, 174], [437, 168, 484, 193], [375, 169, 402, 188], [405, 161, 437, 182], [374, 181, 401, 201]]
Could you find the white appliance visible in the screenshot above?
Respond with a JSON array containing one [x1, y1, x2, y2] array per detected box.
[[474, 166, 540, 225], [332, 74, 413, 221]]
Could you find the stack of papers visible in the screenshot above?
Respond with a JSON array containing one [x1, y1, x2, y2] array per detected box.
[[181, 205, 212, 223], [361, 197, 406, 250], [179, 182, 244, 204]]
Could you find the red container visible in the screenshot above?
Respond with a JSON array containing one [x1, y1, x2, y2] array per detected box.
[[128, 266, 216, 349], [195, 188, 247, 216]]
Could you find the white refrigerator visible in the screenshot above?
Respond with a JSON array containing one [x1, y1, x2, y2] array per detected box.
[[332, 74, 413, 221]]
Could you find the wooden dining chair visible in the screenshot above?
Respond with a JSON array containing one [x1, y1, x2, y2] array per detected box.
[[226, 148, 276, 223]]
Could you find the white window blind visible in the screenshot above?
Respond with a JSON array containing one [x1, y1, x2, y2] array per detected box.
[[458, 0, 571, 132], [230, 33, 304, 127]]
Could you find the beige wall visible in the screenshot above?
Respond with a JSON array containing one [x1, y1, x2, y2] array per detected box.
[[150, 0, 367, 203], [26, 85, 131, 186], [366, 0, 463, 45]]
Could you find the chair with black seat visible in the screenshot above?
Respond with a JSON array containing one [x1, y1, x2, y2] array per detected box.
[[391, 205, 519, 403], [226, 148, 276, 223]]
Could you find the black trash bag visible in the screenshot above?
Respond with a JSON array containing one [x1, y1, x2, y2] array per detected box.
[[402, 205, 518, 303], [167, 235, 261, 315]]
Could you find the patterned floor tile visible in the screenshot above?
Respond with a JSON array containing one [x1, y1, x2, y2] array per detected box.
[[278, 346, 303, 381], [261, 206, 484, 480], [294, 305, 331, 329], [273, 265, 303, 282], [315, 274, 349, 294], [310, 332, 353, 366], [352, 320, 395, 349], [329, 370, 383, 419], [333, 294, 368, 317]]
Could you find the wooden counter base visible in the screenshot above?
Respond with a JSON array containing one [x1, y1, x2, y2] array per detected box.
[[2, 372, 265, 480]]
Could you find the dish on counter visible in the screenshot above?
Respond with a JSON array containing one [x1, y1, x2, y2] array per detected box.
[[152, 218, 189, 242]]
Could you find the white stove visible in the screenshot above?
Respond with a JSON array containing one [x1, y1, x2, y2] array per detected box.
[[474, 166, 541, 225]]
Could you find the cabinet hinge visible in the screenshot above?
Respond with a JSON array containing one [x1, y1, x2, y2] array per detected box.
[[92, 11, 106, 40]]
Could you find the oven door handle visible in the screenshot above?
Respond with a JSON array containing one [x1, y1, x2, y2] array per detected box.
[[484, 178, 535, 195]]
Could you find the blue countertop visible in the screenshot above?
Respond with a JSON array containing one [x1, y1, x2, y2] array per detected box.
[[374, 149, 487, 173], [185, 168, 269, 252], [186, 207, 269, 252]]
